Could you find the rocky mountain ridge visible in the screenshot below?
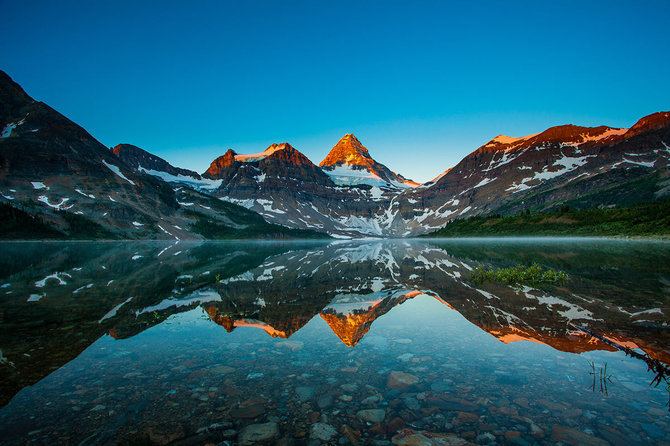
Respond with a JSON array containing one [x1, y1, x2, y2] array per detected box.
[[0, 71, 328, 241], [2, 69, 669, 239], [129, 112, 669, 237]]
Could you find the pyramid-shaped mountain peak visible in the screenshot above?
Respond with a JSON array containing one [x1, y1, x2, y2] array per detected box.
[[320, 133, 372, 167]]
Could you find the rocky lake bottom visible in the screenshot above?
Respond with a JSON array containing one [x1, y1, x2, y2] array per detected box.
[[0, 239, 668, 445]]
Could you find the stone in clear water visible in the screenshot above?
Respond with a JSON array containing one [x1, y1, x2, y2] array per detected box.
[[296, 386, 315, 402], [310, 422, 338, 441], [239, 422, 279, 445], [357, 409, 386, 423]]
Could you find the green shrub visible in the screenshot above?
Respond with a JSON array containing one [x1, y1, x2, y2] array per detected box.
[[471, 262, 568, 287]]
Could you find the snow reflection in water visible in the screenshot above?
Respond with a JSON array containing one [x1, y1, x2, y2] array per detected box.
[[0, 239, 668, 444]]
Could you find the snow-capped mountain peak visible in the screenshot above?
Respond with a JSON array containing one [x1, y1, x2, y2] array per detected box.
[[319, 134, 419, 188]]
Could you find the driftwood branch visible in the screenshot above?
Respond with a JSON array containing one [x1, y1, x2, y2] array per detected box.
[[571, 324, 669, 410]]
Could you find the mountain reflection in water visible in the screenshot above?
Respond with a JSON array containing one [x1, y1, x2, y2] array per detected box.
[[0, 239, 668, 445]]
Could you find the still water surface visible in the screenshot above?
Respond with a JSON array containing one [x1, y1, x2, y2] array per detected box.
[[0, 239, 668, 445]]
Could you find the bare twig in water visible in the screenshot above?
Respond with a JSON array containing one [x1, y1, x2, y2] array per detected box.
[[572, 324, 670, 411], [587, 360, 613, 395]]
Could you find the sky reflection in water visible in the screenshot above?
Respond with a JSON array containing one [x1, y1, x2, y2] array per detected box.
[[0, 239, 668, 445]]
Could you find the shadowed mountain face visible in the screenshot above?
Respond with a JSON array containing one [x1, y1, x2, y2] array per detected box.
[[0, 72, 185, 238], [2, 239, 668, 409], [115, 114, 670, 238], [0, 71, 325, 241], [112, 144, 202, 180]]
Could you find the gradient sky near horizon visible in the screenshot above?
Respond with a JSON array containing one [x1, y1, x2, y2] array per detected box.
[[2, 1, 669, 182]]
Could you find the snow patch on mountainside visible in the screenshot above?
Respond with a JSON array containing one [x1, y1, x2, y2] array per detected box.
[[102, 160, 135, 185], [137, 289, 222, 315], [533, 154, 594, 181], [38, 196, 72, 210], [324, 164, 386, 186], [31, 181, 48, 190], [473, 177, 495, 188], [75, 189, 95, 199], [99, 296, 133, 323], [336, 215, 383, 236], [612, 158, 656, 168], [1, 116, 26, 138], [138, 166, 222, 190]]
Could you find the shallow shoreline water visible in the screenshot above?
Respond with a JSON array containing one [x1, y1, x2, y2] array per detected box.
[[0, 239, 668, 444]]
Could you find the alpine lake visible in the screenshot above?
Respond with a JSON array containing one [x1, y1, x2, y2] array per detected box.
[[0, 238, 668, 445]]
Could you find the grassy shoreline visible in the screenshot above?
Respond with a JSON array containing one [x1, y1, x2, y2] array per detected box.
[[422, 200, 670, 238]]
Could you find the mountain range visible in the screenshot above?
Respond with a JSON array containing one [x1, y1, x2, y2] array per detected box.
[[1, 70, 669, 239]]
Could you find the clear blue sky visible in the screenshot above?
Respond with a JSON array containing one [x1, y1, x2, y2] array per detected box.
[[2, 1, 669, 182]]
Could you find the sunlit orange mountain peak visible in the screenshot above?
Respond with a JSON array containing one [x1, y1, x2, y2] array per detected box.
[[319, 134, 419, 187], [320, 290, 442, 347], [205, 305, 304, 339], [484, 324, 616, 354], [319, 311, 378, 347]]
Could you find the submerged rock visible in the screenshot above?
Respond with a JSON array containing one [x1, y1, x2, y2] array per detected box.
[[296, 386, 315, 402], [550, 425, 608, 446], [310, 422, 338, 441], [387, 371, 419, 390], [239, 422, 279, 445], [357, 409, 386, 423], [392, 428, 473, 445], [317, 393, 334, 409]]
